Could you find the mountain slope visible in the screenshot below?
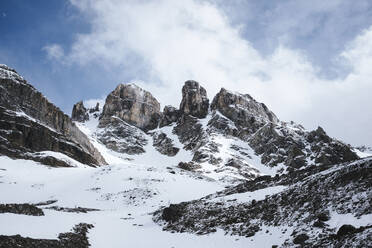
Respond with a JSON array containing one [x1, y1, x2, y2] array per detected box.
[[0, 65, 106, 167]]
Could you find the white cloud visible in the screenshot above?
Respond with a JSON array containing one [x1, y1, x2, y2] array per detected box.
[[48, 0, 372, 146], [43, 44, 65, 60]]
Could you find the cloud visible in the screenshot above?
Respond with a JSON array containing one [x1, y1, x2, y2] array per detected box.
[[43, 44, 65, 60], [47, 0, 372, 146]]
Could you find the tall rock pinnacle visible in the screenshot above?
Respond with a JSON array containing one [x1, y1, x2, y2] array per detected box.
[[179, 80, 209, 118]]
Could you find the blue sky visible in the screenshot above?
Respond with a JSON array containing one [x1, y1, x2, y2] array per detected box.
[[1, 0, 372, 147]]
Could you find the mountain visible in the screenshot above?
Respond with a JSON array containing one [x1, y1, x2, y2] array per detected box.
[[0, 65, 370, 248], [0, 65, 106, 167]]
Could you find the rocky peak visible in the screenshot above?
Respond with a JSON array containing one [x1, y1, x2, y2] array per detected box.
[[0, 64, 106, 166], [72, 101, 89, 122], [179, 80, 209, 119], [100, 83, 161, 131], [211, 88, 279, 131]]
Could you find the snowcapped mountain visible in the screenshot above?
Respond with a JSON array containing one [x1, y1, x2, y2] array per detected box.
[[0, 64, 370, 247]]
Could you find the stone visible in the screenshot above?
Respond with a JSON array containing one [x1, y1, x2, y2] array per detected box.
[[337, 224, 357, 236], [152, 132, 180, 156], [0, 65, 106, 166], [159, 105, 181, 127], [100, 83, 161, 131], [179, 80, 209, 118], [72, 101, 89, 122], [211, 88, 279, 129], [162, 204, 185, 223], [293, 233, 309, 244]]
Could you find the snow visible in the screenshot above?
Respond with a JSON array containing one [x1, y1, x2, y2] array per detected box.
[[0, 155, 264, 247], [327, 212, 372, 229], [0, 107, 295, 247], [353, 148, 372, 158]]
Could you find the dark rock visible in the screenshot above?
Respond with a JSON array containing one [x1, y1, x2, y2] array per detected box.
[[0, 65, 106, 166], [317, 211, 330, 222], [179, 80, 209, 118], [71, 101, 89, 122], [100, 83, 161, 131], [337, 224, 357, 236], [0, 203, 44, 216], [211, 88, 279, 130], [89, 102, 100, 113], [97, 117, 147, 155], [159, 105, 181, 127], [178, 161, 201, 171], [162, 204, 185, 223], [293, 233, 309, 244], [0, 223, 94, 248], [152, 132, 179, 156]]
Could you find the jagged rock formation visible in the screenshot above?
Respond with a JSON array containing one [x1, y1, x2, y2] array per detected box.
[[72, 101, 89, 122], [154, 157, 372, 247], [211, 88, 279, 131], [100, 83, 161, 131], [0, 64, 106, 166], [179, 80, 209, 119], [92, 80, 358, 180], [159, 105, 181, 128]]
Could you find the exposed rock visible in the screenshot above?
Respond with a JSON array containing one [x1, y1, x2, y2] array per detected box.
[[159, 105, 181, 127], [89, 102, 100, 113], [100, 83, 161, 131], [97, 116, 147, 155], [0, 203, 44, 216], [152, 132, 179, 156], [0, 223, 93, 248], [293, 233, 309, 244], [0, 65, 106, 166], [211, 88, 279, 132], [161, 204, 185, 223], [71, 101, 89, 122], [174, 115, 207, 151], [178, 161, 201, 171], [337, 224, 357, 236], [179, 80, 209, 118]]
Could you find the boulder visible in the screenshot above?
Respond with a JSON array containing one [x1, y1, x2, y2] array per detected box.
[[179, 80, 209, 118], [100, 83, 161, 131]]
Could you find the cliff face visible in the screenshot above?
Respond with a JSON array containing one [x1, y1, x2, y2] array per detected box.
[[179, 80, 209, 119], [0, 64, 106, 166], [100, 83, 161, 131]]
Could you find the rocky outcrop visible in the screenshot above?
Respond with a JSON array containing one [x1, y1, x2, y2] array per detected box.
[[72, 101, 89, 122], [179, 80, 209, 118], [97, 117, 147, 155], [152, 132, 179, 156], [211, 88, 278, 134], [0, 223, 94, 248], [100, 83, 161, 131], [0, 64, 106, 166], [159, 105, 181, 127]]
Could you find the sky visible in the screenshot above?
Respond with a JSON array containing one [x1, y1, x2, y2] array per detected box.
[[0, 0, 372, 147]]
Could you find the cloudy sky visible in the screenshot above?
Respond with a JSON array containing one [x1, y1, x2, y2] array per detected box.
[[1, 0, 372, 147]]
